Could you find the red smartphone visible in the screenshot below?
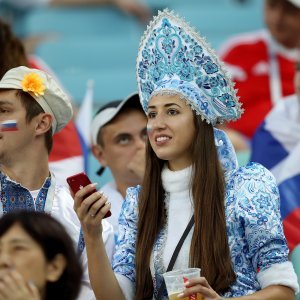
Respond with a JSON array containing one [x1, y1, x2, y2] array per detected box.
[[66, 172, 111, 218]]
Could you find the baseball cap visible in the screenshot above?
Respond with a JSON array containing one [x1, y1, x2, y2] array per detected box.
[[91, 92, 141, 145], [0, 66, 72, 134], [288, 0, 300, 8], [91, 92, 142, 176]]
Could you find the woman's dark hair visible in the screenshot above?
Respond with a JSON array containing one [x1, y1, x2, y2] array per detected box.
[[0, 211, 83, 300], [135, 113, 236, 299]]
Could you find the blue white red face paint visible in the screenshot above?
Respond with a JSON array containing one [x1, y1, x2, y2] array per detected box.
[[0, 120, 18, 132], [146, 123, 153, 137]]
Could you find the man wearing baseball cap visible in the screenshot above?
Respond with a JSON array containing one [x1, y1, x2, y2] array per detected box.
[[0, 66, 115, 299], [219, 0, 300, 149], [91, 92, 147, 236]]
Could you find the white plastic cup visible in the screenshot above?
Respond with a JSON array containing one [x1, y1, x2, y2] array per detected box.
[[163, 268, 203, 300]]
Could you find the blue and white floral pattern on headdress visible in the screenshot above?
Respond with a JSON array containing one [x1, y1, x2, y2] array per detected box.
[[137, 9, 243, 124]]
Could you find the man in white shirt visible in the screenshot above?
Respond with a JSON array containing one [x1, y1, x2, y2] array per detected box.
[[91, 92, 147, 236], [0, 66, 115, 300]]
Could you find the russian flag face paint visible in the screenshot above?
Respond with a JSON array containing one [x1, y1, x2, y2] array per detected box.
[[146, 123, 153, 137], [0, 120, 18, 132]]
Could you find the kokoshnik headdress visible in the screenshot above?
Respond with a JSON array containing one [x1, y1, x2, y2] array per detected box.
[[137, 9, 243, 125]]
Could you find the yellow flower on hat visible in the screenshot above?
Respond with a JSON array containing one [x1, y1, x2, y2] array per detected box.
[[21, 72, 45, 97]]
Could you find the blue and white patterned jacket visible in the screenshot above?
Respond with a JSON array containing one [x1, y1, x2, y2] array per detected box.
[[112, 129, 298, 298]]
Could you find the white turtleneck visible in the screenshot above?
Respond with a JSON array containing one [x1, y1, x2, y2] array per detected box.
[[161, 165, 194, 270], [116, 165, 196, 300]]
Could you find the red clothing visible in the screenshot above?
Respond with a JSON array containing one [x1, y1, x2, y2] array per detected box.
[[29, 55, 84, 185], [219, 30, 297, 138]]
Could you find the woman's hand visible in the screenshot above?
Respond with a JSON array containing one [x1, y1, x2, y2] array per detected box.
[[0, 269, 40, 300], [178, 277, 222, 300], [72, 183, 111, 238]]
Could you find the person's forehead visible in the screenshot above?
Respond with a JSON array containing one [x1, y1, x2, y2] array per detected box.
[[0, 89, 19, 101], [0, 224, 31, 243], [148, 93, 184, 107], [108, 108, 146, 125], [101, 110, 146, 136]]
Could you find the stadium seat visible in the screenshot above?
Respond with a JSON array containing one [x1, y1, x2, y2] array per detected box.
[[35, 36, 140, 71], [55, 68, 137, 105], [23, 6, 143, 37]]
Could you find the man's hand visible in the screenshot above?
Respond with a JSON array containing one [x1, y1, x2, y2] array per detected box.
[[127, 148, 145, 182]]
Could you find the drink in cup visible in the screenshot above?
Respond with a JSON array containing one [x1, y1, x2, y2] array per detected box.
[[163, 268, 204, 300]]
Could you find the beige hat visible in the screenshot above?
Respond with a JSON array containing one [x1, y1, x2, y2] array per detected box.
[[0, 66, 72, 134], [288, 0, 300, 8]]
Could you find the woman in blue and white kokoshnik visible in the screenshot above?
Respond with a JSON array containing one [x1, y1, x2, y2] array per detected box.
[[73, 9, 299, 300]]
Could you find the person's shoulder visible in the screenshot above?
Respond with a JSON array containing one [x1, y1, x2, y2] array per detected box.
[[53, 182, 76, 211], [227, 163, 280, 215], [230, 161, 275, 183], [54, 182, 73, 197], [219, 29, 268, 58], [123, 185, 141, 210], [125, 185, 141, 201], [101, 181, 123, 200], [119, 185, 141, 223]]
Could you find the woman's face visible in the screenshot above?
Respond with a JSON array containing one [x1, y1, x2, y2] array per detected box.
[[0, 224, 50, 293], [147, 94, 196, 170]]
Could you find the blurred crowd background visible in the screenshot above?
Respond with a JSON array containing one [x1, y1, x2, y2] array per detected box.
[[1, 1, 299, 297], [0, 0, 262, 106], [0, 0, 262, 181]]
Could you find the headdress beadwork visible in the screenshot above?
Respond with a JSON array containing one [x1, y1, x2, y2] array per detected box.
[[137, 9, 243, 124]]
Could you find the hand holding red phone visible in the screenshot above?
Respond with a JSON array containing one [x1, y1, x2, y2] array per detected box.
[[67, 173, 111, 229]]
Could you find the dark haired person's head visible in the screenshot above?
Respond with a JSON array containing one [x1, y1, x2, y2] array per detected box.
[[0, 211, 82, 300], [0, 66, 73, 156], [91, 92, 147, 189]]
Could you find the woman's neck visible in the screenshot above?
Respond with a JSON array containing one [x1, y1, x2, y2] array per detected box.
[[162, 164, 192, 193]]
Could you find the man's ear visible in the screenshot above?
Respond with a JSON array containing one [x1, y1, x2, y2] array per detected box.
[[35, 113, 52, 136], [91, 144, 108, 167], [46, 254, 67, 282]]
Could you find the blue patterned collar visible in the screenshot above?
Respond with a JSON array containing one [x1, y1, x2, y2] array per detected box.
[[0, 172, 55, 215]]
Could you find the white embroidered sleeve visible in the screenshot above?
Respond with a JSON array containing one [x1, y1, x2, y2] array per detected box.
[[257, 261, 299, 294], [115, 273, 135, 300]]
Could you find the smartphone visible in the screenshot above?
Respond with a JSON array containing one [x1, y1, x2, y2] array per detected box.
[[66, 172, 111, 218]]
